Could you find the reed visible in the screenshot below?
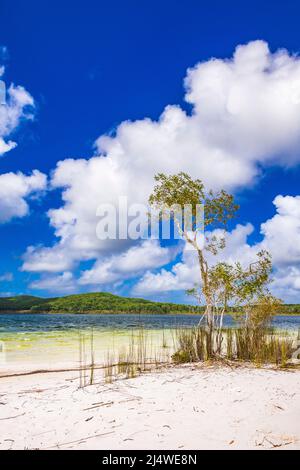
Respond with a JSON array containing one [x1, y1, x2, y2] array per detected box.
[[89, 328, 95, 385], [101, 328, 173, 383], [162, 329, 168, 349], [78, 331, 85, 388], [172, 325, 295, 366], [78, 328, 96, 388], [79, 324, 296, 387], [104, 352, 114, 383]]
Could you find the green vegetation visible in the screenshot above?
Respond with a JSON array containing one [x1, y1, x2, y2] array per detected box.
[[148, 172, 300, 331], [0, 295, 51, 311], [98, 323, 299, 386], [149, 172, 239, 329], [172, 325, 295, 366], [0, 293, 299, 314], [0, 292, 200, 314]]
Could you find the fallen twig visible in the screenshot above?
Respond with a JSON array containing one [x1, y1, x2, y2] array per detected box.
[[44, 431, 115, 449], [0, 412, 25, 420]]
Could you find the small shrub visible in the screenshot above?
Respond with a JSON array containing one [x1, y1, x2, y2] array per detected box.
[[172, 325, 295, 366], [172, 350, 192, 364]]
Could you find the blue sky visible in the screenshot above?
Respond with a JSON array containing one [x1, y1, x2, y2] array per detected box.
[[1, 0, 300, 302]]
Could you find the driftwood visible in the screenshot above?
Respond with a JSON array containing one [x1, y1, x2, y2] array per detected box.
[[0, 360, 167, 380]]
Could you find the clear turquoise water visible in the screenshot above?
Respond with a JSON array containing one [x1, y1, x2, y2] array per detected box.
[[0, 314, 299, 372]]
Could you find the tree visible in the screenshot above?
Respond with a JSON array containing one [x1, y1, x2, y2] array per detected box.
[[148, 172, 239, 329], [230, 250, 282, 329], [149, 173, 281, 343]]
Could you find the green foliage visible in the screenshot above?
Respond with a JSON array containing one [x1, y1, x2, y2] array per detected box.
[[172, 350, 192, 364], [148, 172, 239, 231], [149, 172, 204, 206], [282, 304, 300, 314], [173, 327, 213, 362], [172, 326, 294, 366], [204, 189, 239, 229], [206, 262, 236, 310], [149, 172, 239, 329], [0, 292, 200, 314], [0, 292, 299, 314], [0, 295, 52, 311], [242, 295, 282, 329], [234, 250, 273, 305]]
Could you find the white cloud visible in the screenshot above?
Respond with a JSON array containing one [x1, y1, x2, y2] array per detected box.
[[185, 41, 300, 165], [0, 139, 16, 155], [79, 240, 174, 286], [0, 58, 46, 225], [22, 244, 74, 273], [0, 170, 47, 223], [28, 241, 174, 292], [135, 196, 300, 302], [0, 64, 35, 157], [134, 265, 196, 295], [260, 195, 300, 265], [21, 40, 300, 299], [134, 224, 255, 295], [29, 272, 76, 293]]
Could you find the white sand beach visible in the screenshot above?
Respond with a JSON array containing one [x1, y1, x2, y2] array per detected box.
[[0, 364, 299, 450]]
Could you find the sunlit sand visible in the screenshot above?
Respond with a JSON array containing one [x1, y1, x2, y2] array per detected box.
[[0, 364, 299, 450]]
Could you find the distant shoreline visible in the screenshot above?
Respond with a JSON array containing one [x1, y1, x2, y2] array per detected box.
[[0, 310, 300, 316], [1, 293, 300, 316], [0, 310, 201, 315]]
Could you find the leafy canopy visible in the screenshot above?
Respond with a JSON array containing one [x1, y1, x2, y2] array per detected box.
[[148, 172, 239, 231]]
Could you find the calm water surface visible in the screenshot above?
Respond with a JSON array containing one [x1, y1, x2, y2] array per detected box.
[[0, 313, 299, 333], [0, 313, 299, 372]]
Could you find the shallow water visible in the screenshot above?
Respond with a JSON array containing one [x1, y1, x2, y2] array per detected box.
[[0, 313, 299, 373]]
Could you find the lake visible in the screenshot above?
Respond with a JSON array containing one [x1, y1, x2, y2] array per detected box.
[[1, 313, 300, 333], [0, 314, 299, 374]]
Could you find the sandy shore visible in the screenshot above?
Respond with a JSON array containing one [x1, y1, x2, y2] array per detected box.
[[0, 364, 299, 450]]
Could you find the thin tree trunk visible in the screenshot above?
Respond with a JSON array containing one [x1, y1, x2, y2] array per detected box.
[[180, 225, 213, 330], [196, 249, 213, 330], [216, 307, 225, 353]]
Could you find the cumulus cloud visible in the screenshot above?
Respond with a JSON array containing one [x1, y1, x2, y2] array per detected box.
[[260, 195, 300, 265], [29, 272, 76, 293], [22, 243, 74, 273], [22, 40, 300, 298], [134, 224, 255, 295], [26, 240, 175, 293], [0, 58, 46, 224], [185, 41, 300, 165], [134, 195, 300, 302], [271, 266, 300, 303], [0, 170, 47, 223], [79, 240, 175, 286], [0, 64, 34, 157]]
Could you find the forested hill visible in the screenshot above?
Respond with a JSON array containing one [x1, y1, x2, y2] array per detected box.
[[0, 293, 199, 314], [0, 293, 299, 314]]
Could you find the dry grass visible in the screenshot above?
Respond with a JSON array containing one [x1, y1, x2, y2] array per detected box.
[[172, 326, 295, 366], [78, 329, 96, 387], [77, 324, 298, 387]]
